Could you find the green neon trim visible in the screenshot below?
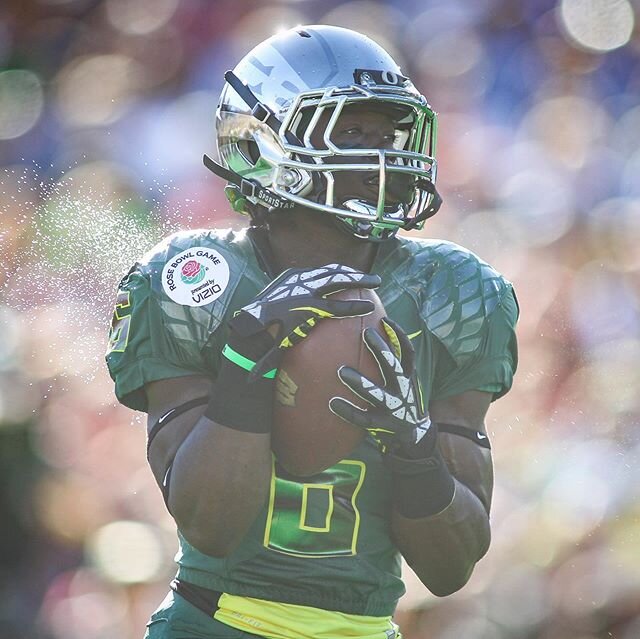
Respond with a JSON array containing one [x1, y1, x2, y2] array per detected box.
[[222, 344, 277, 378]]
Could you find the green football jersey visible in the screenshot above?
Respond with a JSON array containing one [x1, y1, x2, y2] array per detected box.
[[106, 228, 518, 617]]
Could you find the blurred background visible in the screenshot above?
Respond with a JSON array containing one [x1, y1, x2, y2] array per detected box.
[[1, 0, 640, 637]]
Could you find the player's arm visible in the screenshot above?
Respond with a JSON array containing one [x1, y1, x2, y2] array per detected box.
[[145, 265, 381, 557], [145, 374, 273, 558], [390, 390, 493, 596], [330, 319, 494, 595]]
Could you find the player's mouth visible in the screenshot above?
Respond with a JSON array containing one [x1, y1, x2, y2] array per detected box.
[[363, 174, 413, 205], [333, 170, 414, 207]]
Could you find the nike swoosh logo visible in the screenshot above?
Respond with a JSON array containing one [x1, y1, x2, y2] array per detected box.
[[407, 330, 422, 340], [477, 433, 487, 440], [158, 408, 176, 424]]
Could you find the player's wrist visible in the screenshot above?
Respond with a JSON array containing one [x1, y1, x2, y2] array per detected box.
[[204, 333, 276, 434], [226, 326, 275, 364], [221, 344, 277, 379], [387, 438, 455, 519]]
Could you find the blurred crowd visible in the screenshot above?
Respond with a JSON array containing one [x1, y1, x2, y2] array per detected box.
[[1, 0, 640, 637]]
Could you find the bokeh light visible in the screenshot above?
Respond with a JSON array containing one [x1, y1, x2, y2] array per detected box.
[[105, 0, 179, 35], [87, 521, 165, 584], [0, 70, 44, 140], [520, 95, 610, 170], [559, 0, 635, 52], [55, 54, 143, 127], [416, 29, 484, 79]]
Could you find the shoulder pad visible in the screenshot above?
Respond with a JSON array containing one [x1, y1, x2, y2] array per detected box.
[[137, 228, 244, 274], [385, 238, 513, 362], [126, 228, 261, 341]]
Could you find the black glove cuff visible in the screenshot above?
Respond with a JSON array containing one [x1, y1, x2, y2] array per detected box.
[[227, 327, 274, 362], [204, 352, 274, 434], [388, 444, 456, 518]]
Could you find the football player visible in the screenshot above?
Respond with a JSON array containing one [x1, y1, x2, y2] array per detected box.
[[106, 25, 518, 639]]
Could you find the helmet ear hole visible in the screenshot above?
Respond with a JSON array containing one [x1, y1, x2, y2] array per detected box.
[[237, 140, 260, 166]]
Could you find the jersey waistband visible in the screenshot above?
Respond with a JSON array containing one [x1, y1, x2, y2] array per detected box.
[[172, 579, 401, 639], [176, 566, 400, 616]]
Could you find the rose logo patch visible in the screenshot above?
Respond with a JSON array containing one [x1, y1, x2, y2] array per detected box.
[[180, 260, 206, 285], [162, 247, 230, 307]]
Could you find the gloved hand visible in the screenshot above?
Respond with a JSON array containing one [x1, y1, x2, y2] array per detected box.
[[205, 264, 381, 434], [330, 318, 456, 518], [228, 263, 382, 379], [329, 317, 435, 457]]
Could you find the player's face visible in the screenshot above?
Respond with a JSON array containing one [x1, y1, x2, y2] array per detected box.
[[309, 105, 414, 207]]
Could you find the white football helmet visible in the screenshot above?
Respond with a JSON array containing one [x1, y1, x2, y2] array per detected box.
[[205, 25, 441, 241]]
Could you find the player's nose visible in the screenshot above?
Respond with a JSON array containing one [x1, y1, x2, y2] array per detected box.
[[360, 129, 392, 149]]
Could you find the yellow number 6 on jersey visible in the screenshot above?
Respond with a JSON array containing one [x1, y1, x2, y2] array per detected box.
[[107, 289, 132, 354]]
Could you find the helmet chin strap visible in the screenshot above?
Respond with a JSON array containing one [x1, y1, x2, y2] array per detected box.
[[404, 179, 443, 230], [203, 153, 295, 212]]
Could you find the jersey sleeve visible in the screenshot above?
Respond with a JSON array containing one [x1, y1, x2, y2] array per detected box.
[[431, 287, 519, 401], [105, 267, 212, 413]]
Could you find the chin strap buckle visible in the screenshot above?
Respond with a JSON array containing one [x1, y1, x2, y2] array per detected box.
[[251, 102, 273, 124], [239, 178, 258, 198]]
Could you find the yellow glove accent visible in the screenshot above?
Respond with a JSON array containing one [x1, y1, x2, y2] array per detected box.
[[289, 306, 335, 318], [416, 378, 425, 414], [381, 318, 402, 361], [368, 427, 396, 435]]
